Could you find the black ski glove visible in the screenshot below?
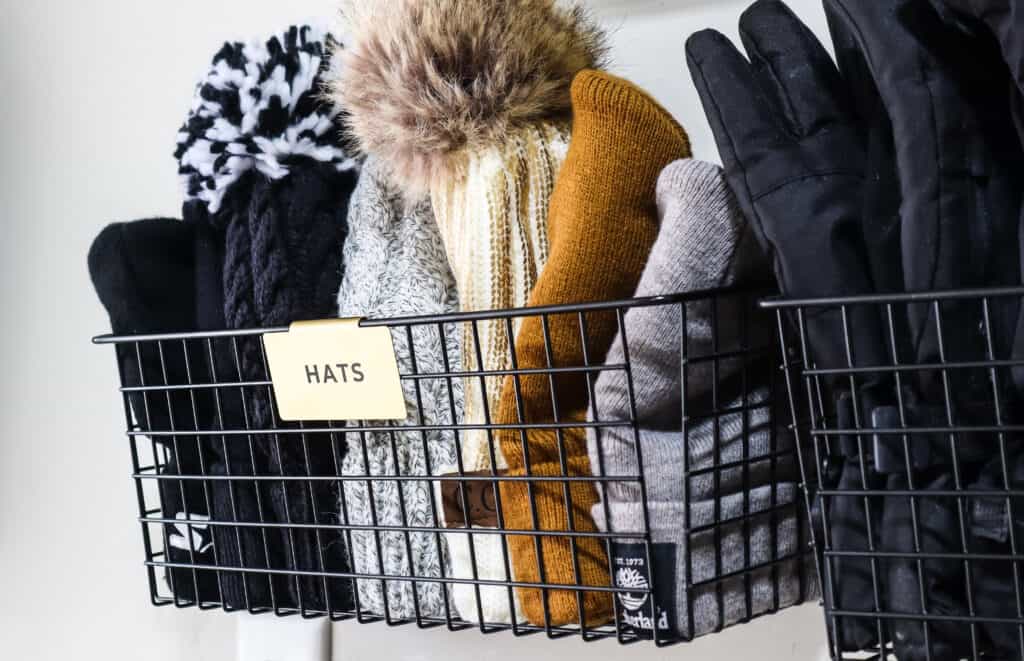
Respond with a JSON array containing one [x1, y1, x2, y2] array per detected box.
[[687, 3, 890, 648], [826, 0, 1023, 412], [882, 472, 973, 661], [969, 451, 1024, 658], [688, 3, 897, 646], [932, 0, 1024, 406], [822, 2, 1024, 656], [686, 1, 888, 387]]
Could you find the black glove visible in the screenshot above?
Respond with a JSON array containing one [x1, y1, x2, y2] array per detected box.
[[969, 451, 1024, 658], [686, 0, 898, 453], [819, 393, 887, 650], [687, 1, 889, 386], [882, 472, 972, 661], [826, 0, 1023, 402], [687, 0, 898, 422], [688, 3, 895, 647], [932, 0, 1024, 406]]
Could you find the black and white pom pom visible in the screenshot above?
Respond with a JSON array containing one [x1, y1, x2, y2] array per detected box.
[[175, 25, 359, 213]]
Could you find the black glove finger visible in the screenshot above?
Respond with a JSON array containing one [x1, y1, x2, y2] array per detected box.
[[932, 0, 1024, 396], [932, 0, 1024, 98], [825, 0, 956, 302], [738, 0, 852, 137], [824, 1, 877, 128], [825, 1, 906, 299], [686, 28, 788, 176]]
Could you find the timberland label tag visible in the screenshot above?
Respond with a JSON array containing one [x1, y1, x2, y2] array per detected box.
[[611, 542, 677, 638], [263, 319, 406, 421]]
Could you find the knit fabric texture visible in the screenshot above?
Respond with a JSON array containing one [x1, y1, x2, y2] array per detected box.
[[336, 158, 461, 620], [174, 25, 360, 612], [444, 530, 524, 624], [88, 218, 221, 604], [495, 71, 692, 626], [431, 123, 568, 474], [591, 483, 803, 638], [328, 0, 607, 625], [427, 119, 570, 626], [176, 26, 359, 213], [587, 159, 806, 637], [587, 159, 774, 501]]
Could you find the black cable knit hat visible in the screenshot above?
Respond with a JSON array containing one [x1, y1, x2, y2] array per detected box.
[[175, 24, 359, 344], [174, 25, 360, 614]]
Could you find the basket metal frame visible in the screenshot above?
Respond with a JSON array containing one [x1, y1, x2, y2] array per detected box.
[[764, 286, 1024, 661], [94, 287, 811, 646]]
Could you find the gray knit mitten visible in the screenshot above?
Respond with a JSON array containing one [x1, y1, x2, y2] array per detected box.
[[587, 159, 808, 638], [337, 158, 462, 620]]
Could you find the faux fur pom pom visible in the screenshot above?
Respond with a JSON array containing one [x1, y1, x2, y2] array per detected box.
[[328, 0, 608, 194]]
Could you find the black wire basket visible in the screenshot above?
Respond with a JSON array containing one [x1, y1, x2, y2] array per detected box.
[[93, 287, 813, 646], [764, 287, 1024, 661]]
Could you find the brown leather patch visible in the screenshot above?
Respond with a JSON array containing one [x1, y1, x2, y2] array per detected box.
[[441, 471, 506, 528]]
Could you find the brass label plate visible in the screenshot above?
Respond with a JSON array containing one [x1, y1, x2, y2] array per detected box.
[[263, 319, 406, 421]]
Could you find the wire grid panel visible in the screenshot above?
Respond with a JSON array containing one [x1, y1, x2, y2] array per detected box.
[[94, 288, 811, 645], [766, 287, 1024, 661]]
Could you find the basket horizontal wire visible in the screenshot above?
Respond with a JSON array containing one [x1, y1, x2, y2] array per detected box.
[[95, 288, 812, 645], [765, 286, 1024, 661]]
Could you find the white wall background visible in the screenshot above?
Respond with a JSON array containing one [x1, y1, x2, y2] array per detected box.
[[0, 0, 832, 659]]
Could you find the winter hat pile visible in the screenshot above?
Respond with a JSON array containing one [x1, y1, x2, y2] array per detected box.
[[330, 0, 607, 624], [174, 24, 361, 613], [335, 158, 461, 620], [493, 70, 692, 627], [586, 159, 808, 638]]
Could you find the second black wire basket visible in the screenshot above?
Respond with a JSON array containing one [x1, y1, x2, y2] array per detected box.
[[766, 286, 1024, 661], [93, 287, 813, 646]]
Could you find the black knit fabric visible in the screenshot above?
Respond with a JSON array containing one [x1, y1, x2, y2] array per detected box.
[[220, 163, 348, 432], [175, 25, 360, 614], [88, 217, 222, 605]]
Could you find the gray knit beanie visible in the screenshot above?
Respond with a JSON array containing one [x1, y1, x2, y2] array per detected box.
[[587, 159, 808, 639], [337, 158, 462, 620]]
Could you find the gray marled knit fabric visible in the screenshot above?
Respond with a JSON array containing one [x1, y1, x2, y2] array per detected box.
[[337, 158, 462, 619], [591, 481, 802, 637], [587, 159, 810, 638]]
